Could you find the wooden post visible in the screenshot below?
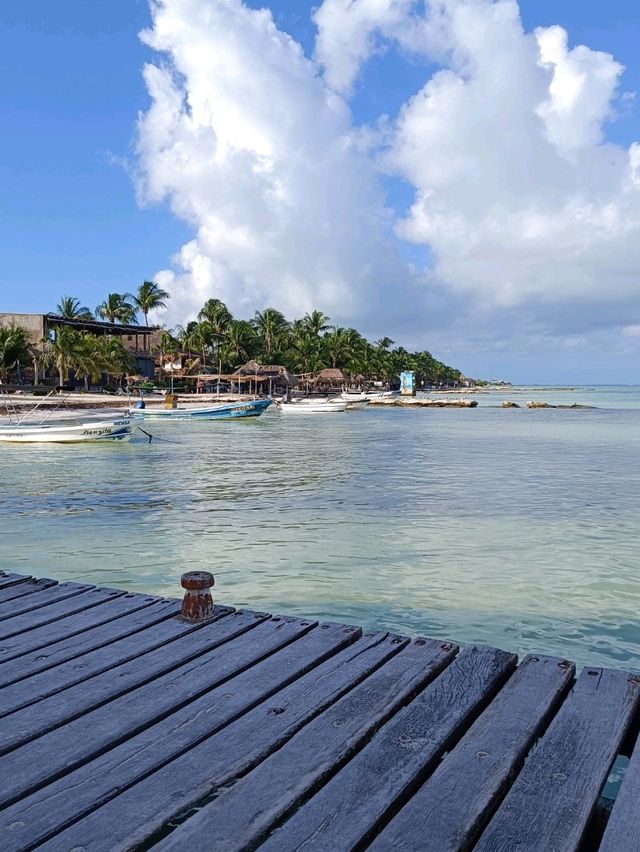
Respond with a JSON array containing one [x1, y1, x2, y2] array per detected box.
[[181, 571, 215, 621]]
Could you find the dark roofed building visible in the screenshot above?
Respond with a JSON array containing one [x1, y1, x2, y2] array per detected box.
[[0, 312, 162, 383]]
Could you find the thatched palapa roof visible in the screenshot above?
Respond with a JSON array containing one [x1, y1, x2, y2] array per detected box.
[[311, 368, 346, 385], [233, 360, 297, 386]]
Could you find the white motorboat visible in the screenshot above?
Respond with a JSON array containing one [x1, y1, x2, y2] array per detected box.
[[0, 416, 132, 444], [341, 390, 395, 403], [335, 393, 370, 410], [279, 399, 347, 413]]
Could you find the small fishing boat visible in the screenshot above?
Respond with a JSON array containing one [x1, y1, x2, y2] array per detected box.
[[334, 393, 369, 410], [129, 398, 272, 420], [279, 399, 347, 413], [0, 417, 132, 444], [342, 390, 396, 403]]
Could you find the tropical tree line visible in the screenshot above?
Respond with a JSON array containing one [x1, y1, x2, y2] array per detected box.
[[156, 300, 464, 387], [4, 282, 464, 386], [0, 323, 132, 388], [55, 280, 169, 327]]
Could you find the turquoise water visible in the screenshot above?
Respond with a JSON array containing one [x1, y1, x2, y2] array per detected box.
[[1, 386, 639, 671]]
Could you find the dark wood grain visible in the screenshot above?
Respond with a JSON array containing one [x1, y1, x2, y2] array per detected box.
[[263, 645, 519, 852], [0, 590, 166, 669], [155, 637, 457, 852], [0, 586, 123, 640], [0, 577, 56, 604], [367, 654, 575, 852], [0, 572, 32, 590], [0, 613, 308, 805], [473, 667, 640, 852], [0, 607, 253, 761], [0, 601, 188, 715], [0, 622, 361, 851], [31, 631, 411, 852], [0, 581, 91, 621]]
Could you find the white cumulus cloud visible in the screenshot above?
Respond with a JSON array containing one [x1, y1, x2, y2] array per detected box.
[[136, 0, 640, 365], [136, 0, 409, 332]]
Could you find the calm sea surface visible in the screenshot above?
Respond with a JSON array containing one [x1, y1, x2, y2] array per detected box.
[[2, 385, 639, 671]]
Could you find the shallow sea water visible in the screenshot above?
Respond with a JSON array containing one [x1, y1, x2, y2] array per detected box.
[[1, 385, 639, 671]]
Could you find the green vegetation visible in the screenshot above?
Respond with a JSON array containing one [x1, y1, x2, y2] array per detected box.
[[157, 301, 465, 386], [55, 282, 168, 328], [0, 325, 33, 381], [55, 296, 94, 320], [133, 281, 170, 326], [34, 286, 466, 388], [45, 328, 132, 388], [95, 293, 138, 325]]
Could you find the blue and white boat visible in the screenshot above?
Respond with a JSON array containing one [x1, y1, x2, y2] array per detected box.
[[128, 398, 272, 420], [0, 416, 132, 444]]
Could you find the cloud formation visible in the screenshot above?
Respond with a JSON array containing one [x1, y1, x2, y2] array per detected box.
[[136, 0, 640, 363], [136, 0, 408, 333]]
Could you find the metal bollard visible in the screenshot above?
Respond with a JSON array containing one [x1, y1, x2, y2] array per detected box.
[[181, 571, 215, 621]]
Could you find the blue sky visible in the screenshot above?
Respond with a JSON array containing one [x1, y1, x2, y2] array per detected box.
[[2, 1, 640, 382]]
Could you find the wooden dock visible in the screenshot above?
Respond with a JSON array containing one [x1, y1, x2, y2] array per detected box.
[[1, 569, 639, 851]]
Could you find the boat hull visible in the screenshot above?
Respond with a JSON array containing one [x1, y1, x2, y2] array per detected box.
[[0, 418, 132, 444], [129, 399, 272, 420], [280, 401, 347, 413]]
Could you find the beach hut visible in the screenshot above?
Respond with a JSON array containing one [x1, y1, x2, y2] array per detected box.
[[311, 368, 346, 392], [232, 360, 297, 396]]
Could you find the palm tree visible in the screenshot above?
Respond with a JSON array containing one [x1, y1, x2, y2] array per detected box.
[[98, 337, 132, 386], [301, 310, 331, 337], [198, 299, 233, 335], [221, 320, 257, 368], [55, 296, 94, 320], [133, 281, 170, 326], [95, 293, 138, 325], [158, 329, 180, 359], [46, 326, 81, 386], [73, 335, 104, 391], [252, 308, 289, 359], [0, 325, 32, 381], [322, 326, 356, 369]]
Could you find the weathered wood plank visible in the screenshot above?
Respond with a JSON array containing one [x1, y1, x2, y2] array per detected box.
[[0, 585, 123, 640], [473, 667, 640, 852], [0, 600, 186, 715], [0, 577, 56, 604], [365, 654, 575, 852], [599, 732, 640, 851], [154, 637, 457, 852], [0, 612, 308, 805], [0, 572, 32, 590], [0, 622, 363, 850], [263, 645, 520, 852], [0, 581, 92, 621], [0, 590, 163, 669], [0, 607, 249, 760], [38, 631, 412, 852]]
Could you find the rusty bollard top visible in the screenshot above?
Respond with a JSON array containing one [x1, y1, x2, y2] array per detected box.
[[181, 571, 215, 621]]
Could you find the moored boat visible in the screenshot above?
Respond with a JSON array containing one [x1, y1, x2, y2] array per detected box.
[[333, 394, 369, 410], [129, 398, 272, 420], [279, 399, 347, 413], [0, 417, 132, 444], [341, 390, 396, 403]]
